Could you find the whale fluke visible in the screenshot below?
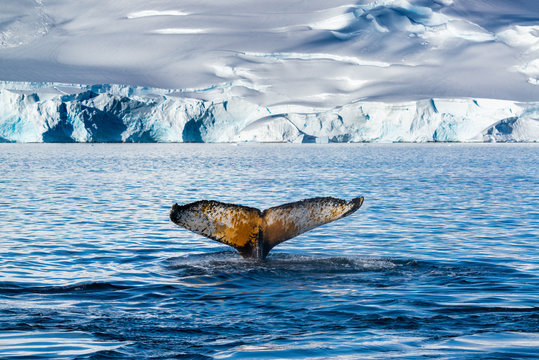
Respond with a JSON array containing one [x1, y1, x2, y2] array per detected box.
[[170, 197, 364, 260]]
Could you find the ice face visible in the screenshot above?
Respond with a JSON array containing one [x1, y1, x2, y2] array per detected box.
[[0, 82, 537, 143], [1, 1, 538, 142]]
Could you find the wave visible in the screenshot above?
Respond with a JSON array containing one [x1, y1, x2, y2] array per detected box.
[[0, 281, 132, 296], [1, 253, 537, 359], [0, 331, 128, 358], [1, 254, 533, 297]]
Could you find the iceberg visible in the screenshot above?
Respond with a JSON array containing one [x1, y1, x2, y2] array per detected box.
[[0, 82, 537, 143]]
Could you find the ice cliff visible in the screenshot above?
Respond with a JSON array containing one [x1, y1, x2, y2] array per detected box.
[[1, 1, 538, 142], [0, 82, 537, 143]]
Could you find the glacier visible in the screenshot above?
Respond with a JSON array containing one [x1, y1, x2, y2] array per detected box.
[[0, 82, 537, 143], [1, 1, 539, 142]]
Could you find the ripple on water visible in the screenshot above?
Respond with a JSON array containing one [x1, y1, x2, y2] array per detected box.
[[0, 331, 129, 358], [425, 332, 539, 358], [0, 143, 537, 358]]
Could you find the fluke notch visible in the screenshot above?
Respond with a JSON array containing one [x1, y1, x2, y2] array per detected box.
[[170, 197, 364, 260]]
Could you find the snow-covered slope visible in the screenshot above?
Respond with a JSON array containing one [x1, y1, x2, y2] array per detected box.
[[0, 0, 538, 142], [1, 82, 537, 143]]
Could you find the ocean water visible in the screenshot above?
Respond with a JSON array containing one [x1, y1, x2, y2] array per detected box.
[[0, 143, 537, 359]]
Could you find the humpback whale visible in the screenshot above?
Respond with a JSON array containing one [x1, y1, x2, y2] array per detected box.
[[169, 196, 364, 260]]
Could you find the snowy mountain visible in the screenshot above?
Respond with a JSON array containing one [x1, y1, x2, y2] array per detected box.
[[0, 0, 538, 142]]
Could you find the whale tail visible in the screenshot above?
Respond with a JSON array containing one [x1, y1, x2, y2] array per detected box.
[[170, 197, 364, 260]]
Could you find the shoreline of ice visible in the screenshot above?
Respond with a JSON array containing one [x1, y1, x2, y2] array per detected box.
[[1, 81, 537, 143]]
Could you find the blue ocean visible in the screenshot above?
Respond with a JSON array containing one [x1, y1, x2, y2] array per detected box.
[[0, 143, 537, 359]]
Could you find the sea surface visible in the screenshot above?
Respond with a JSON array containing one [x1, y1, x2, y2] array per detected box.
[[0, 143, 537, 359]]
